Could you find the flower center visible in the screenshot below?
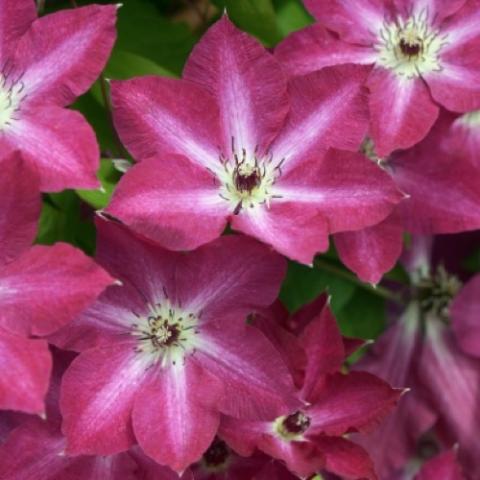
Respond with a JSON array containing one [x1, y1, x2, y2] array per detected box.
[[274, 410, 311, 441], [131, 299, 198, 367], [201, 438, 231, 472], [216, 140, 284, 214], [0, 72, 25, 130], [375, 10, 448, 78]]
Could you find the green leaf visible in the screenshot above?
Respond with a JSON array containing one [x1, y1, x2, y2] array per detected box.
[[273, 0, 313, 35], [280, 261, 356, 314], [76, 159, 121, 210]]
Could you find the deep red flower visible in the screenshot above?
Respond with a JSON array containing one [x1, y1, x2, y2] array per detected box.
[[0, 153, 114, 415], [105, 16, 402, 265], [0, 0, 117, 191], [277, 0, 480, 156], [55, 219, 297, 472]]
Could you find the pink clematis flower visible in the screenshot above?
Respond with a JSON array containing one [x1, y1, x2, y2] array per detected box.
[[0, 153, 114, 415], [276, 0, 480, 156], [0, 0, 117, 191], [55, 219, 297, 473], [220, 297, 401, 479], [332, 112, 480, 284], [105, 16, 402, 265]]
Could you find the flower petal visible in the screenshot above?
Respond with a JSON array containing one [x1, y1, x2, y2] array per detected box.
[[275, 24, 376, 76], [368, 69, 439, 156], [303, 0, 387, 44], [0, 0, 36, 61], [334, 213, 404, 284], [183, 16, 289, 155], [0, 331, 51, 414], [308, 371, 400, 436], [0, 152, 40, 266], [132, 360, 222, 473], [0, 243, 114, 337], [16, 5, 117, 106], [393, 0, 467, 24], [105, 155, 228, 251], [61, 344, 147, 455], [450, 274, 480, 358], [271, 65, 370, 172], [3, 105, 101, 191], [110, 77, 221, 170], [196, 324, 298, 419], [415, 450, 464, 480]]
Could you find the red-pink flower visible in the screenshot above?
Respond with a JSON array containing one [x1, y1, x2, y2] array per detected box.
[[0, 153, 114, 415], [55, 219, 297, 473], [220, 297, 401, 479], [0, 0, 117, 191], [415, 450, 465, 480], [105, 16, 402, 265], [277, 0, 480, 156]]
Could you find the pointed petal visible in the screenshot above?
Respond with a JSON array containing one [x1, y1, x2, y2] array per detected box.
[[196, 324, 298, 419], [308, 371, 400, 436], [0, 0, 36, 62], [133, 361, 222, 473], [312, 436, 377, 480], [231, 201, 329, 265], [16, 5, 117, 106], [304, 0, 388, 44], [0, 152, 40, 266], [4, 106, 101, 191], [415, 450, 465, 480], [368, 69, 439, 156], [273, 150, 403, 234], [61, 344, 147, 455], [0, 331, 51, 414], [393, 0, 466, 24], [110, 77, 221, 169], [275, 24, 376, 76], [417, 320, 480, 473], [271, 65, 370, 172], [105, 155, 228, 251], [450, 275, 480, 358], [183, 16, 289, 155], [175, 234, 286, 317], [0, 243, 114, 337], [334, 213, 404, 284]]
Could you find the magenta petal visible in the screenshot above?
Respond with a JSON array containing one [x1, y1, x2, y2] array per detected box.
[[450, 275, 480, 358], [16, 5, 117, 106], [312, 436, 376, 480], [106, 155, 228, 251], [415, 450, 465, 480], [272, 65, 370, 171], [3, 106, 101, 191], [61, 344, 146, 456], [0, 152, 40, 266], [133, 360, 222, 473], [334, 213, 404, 284], [308, 371, 400, 436], [183, 16, 289, 155], [0, 243, 114, 337], [275, 24, 376, 76], [110, 77, 221, 169], [368, 69, 439, 156], [304, 0, 387, 44], [0, 330, 51, 414], [0, 0, 36, 61], [196, 324, 297, 419], [393, 0, 467, 24]]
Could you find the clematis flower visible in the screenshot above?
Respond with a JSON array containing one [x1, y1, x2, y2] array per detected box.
[[105, 16, 402, 265], [276, 0, 480, 156], [220, 297, 401, 479], [55, 219, 297, 473], [355, 235, 480, 477], [0, 152, 114, 415], [0, 0, 117, 191], [332, 113, 480, 284]]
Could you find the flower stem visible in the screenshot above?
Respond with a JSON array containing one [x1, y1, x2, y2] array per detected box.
[[313, 257, 404, 305]]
